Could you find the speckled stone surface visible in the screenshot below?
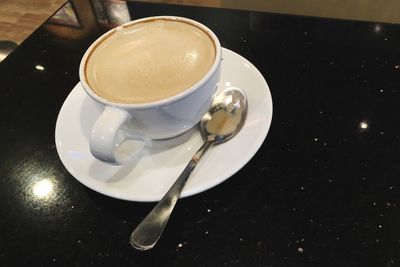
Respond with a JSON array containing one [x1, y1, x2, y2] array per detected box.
[[1, 1, 400, 266]]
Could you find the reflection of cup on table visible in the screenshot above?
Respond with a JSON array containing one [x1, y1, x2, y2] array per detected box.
[[79, 16, 221, 165]]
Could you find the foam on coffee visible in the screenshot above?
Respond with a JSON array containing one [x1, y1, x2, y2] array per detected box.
[[85, 18, 216, 104]]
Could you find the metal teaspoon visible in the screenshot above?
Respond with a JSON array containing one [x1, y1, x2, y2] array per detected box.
[[130, 88, 248, 250]]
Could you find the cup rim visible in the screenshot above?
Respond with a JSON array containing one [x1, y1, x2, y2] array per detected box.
[[79, 16, 222, 109]]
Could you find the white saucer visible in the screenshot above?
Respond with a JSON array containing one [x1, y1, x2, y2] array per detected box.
[[55, 48, 273, 202]]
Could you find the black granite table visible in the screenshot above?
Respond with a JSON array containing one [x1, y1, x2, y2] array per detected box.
[[2, 1, 400, 266]]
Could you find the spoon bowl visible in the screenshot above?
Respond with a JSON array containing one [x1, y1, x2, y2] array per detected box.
[[130, 88, 248, 250], [201, 88, 247, 144]]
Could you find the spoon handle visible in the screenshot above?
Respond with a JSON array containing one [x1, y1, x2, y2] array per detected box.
[[130, 141, 213, 250]]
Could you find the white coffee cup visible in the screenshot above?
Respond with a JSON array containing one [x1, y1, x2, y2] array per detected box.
[[79, 16, 221, 165]]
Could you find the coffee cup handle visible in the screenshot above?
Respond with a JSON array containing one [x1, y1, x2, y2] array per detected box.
[[89, 106, 149, 165]]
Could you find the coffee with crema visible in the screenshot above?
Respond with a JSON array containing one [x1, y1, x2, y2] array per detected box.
[[84, 18, 216, 104]]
